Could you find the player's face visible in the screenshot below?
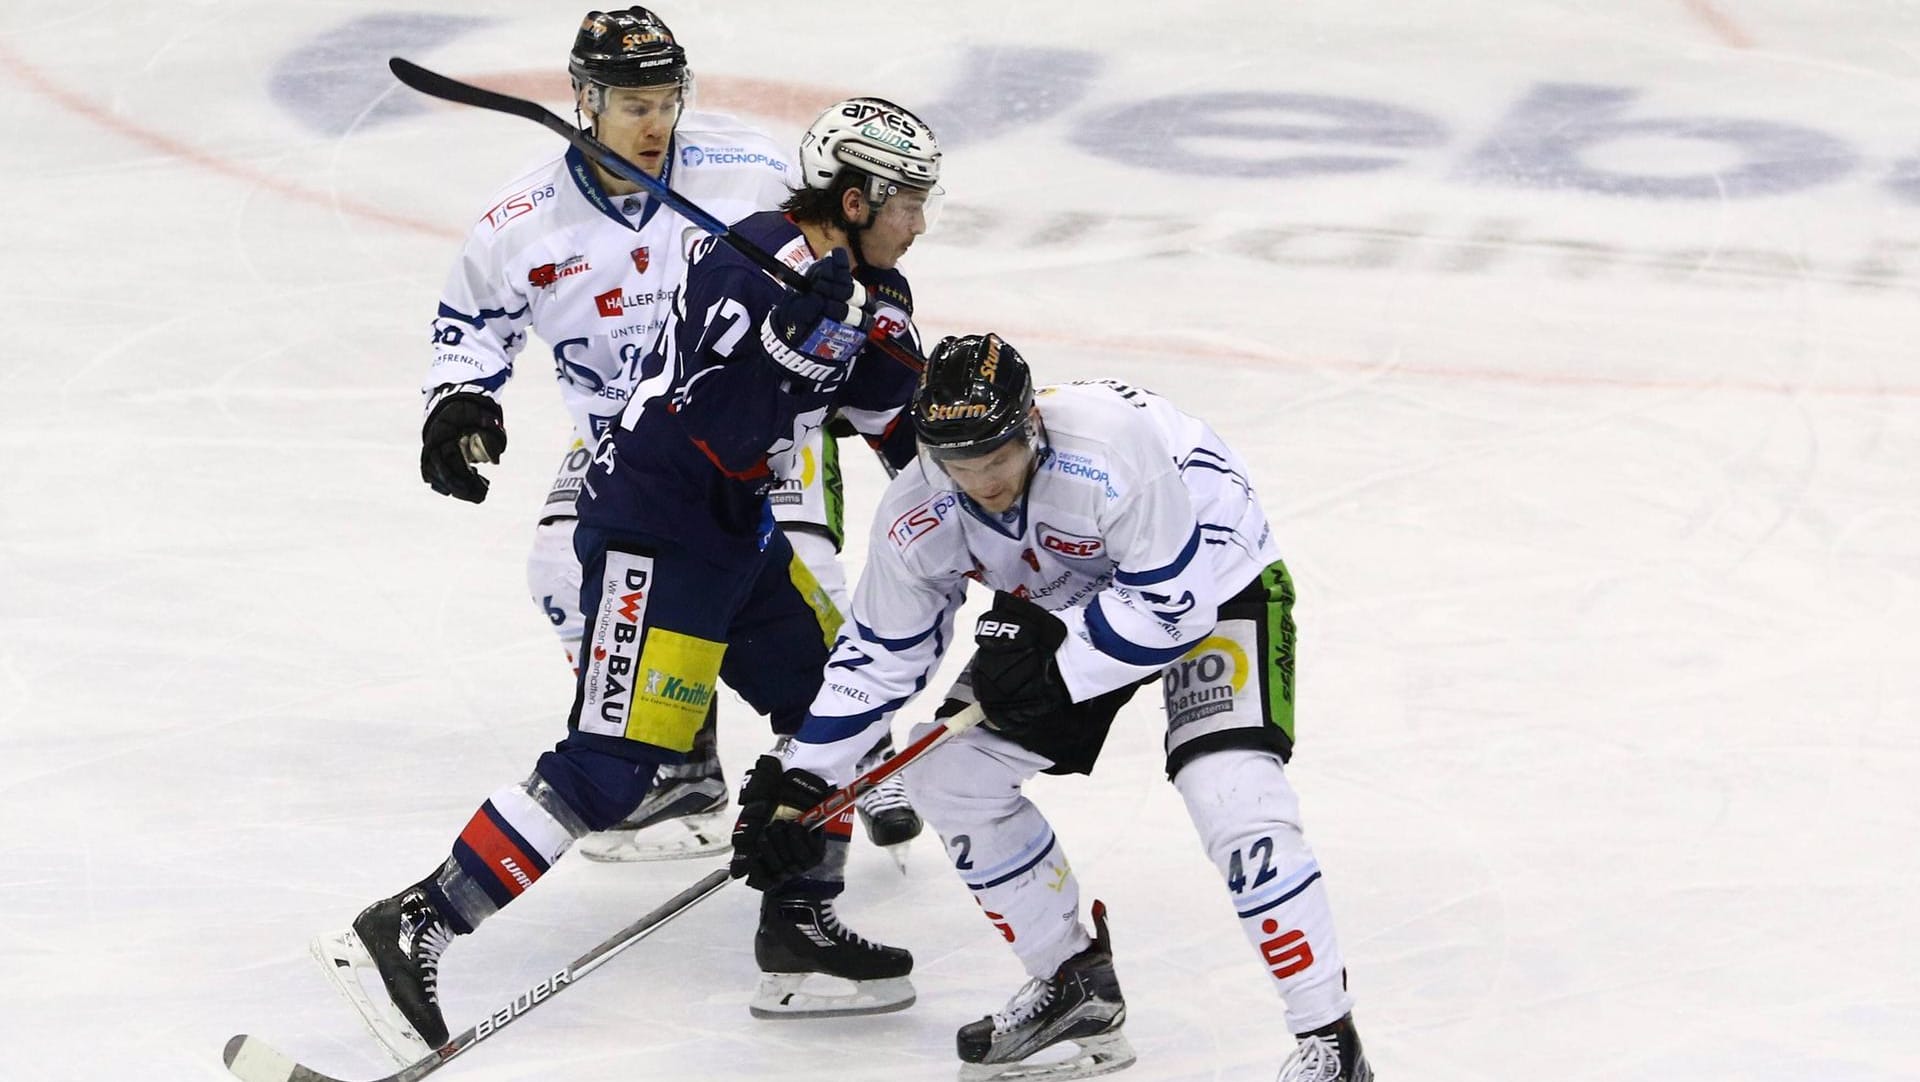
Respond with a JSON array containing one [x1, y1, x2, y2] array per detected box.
[[592, 85, 684, 178], [858, 188, 932, 269], [938, 435, 1035, 514]]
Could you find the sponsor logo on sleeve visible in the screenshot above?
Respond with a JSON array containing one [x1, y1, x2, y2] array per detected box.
[[888, 492, 958, 551], [484, 183, 558, 231]]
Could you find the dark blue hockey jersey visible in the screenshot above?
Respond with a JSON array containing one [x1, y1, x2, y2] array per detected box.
[[576, 211, 922, 561]]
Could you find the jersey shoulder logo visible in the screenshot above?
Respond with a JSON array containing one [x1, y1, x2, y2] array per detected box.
[[888, 492, 958, 551], [483, 182, 559, 231]]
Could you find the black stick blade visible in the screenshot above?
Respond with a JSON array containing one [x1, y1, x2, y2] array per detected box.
[[387, 57, 550, 124]]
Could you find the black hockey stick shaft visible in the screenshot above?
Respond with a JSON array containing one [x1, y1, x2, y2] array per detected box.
[[222, 704, 985, 1082], [386, 57, 926, 374]]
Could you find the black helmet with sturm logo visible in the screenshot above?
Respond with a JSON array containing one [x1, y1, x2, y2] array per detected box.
[[912, 334, 1037, 463], [568, 7, 688, 90]]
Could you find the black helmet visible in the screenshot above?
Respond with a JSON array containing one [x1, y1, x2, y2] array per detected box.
[[912, 334, 1035, 460], [568, 8, 688, 89]]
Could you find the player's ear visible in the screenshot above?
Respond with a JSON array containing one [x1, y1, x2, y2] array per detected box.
[[839, 186, 870, 226]]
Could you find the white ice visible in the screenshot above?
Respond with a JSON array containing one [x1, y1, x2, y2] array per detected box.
[[2, 2, 1917, 1080]]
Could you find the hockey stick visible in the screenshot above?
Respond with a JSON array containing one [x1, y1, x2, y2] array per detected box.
[[387, 57, 926, 374], [223, 704, 986, 1082]]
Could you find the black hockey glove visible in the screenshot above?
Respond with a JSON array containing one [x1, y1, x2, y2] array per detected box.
[[757, 249, 867, 392], [970, 591, 1074, 736], [729, 754, 832, 890], [420, 384, 508, 503]]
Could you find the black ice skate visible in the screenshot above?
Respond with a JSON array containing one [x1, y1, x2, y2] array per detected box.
[[854, 737, 923, 869], [1276, 1013, 1373, 1082], [576, 755, 730, 862], [310, 878, 455, 1065], [957, 900, 1135, 1081], [750, 893, 916, 1018]]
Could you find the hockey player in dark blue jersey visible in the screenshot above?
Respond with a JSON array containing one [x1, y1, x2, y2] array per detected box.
[[311, 97, 942, 1061]]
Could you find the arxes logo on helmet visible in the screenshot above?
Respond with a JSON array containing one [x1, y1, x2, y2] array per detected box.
[[840, 100, 923, 152]]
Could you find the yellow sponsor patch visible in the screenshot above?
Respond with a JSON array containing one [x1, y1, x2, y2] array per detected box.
[[626, 628, 725, 749], [788, 554, 845, 647]]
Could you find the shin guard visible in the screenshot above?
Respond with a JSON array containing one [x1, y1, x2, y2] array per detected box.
[[1175, 748, 1354, 1033]]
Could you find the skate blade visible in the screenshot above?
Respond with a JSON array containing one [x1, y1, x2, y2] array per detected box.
[[309, 929, 433, 1066], [748, 972, 916, 1019], [958, 1032, 1138, 1082], [576, 810, 731, 863], [884, 842, 912, 874]]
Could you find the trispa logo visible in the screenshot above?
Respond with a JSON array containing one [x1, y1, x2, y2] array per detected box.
[[889, 493, 959, 550], [484, 183, 556, 231]]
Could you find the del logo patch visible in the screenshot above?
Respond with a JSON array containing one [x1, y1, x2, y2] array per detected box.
[[1038, 524, 1104, 559]]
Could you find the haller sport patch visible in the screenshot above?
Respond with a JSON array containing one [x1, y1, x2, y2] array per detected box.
[[577, 550, 655, 740]]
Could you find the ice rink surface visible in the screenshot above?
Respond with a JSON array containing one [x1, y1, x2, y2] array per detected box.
[[3, 1, 1918, 1079]]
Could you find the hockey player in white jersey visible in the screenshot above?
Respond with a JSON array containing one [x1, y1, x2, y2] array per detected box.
[[731, 335, 1375, 1081], [414, 7, 920, 862]]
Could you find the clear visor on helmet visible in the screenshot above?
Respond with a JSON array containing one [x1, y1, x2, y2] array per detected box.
[[868, 178, 945, 232], [916, 413, 1043, 492]]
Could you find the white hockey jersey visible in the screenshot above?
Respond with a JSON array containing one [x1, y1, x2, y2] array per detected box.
[[424, 112, 795, 443], [787, 379, 1284, 778]]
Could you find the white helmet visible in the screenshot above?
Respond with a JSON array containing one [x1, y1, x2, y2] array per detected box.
[[797, 97, 941, 207]]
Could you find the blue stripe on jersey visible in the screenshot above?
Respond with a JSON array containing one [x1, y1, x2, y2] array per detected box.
[[1200, 523, 1256, 555], [1178, 456, 1252, 495], [1113, 527, 1200, 587], [1085, 596, 1192, 667], [470, 369, 511, 394], [796, 696, 914, 745], [964, 831, 1058, 891], [1235, 865, 1323, 920], [854, 618, 941, 651], [437, 300, 529, 328]]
